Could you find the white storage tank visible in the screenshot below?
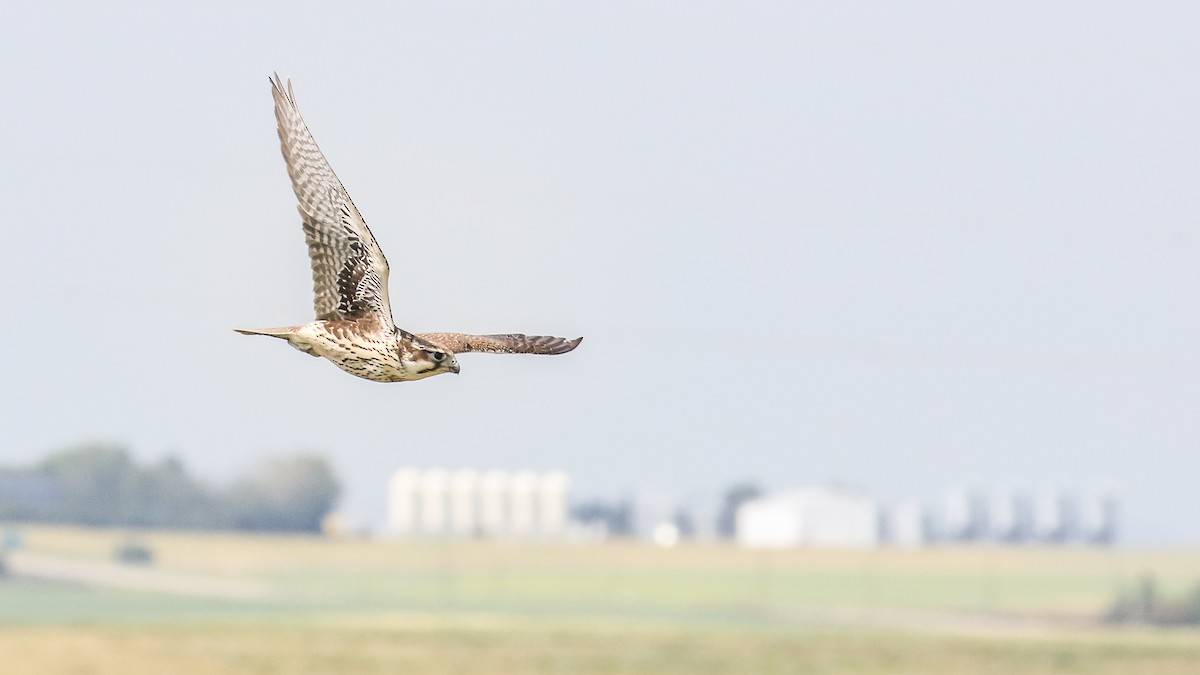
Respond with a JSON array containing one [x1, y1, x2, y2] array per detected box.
[[418, 468, 449, 536], [387, 467, 420, 536], [449, 469, 480, 538], [508, 470, 538, 538], [1080, 490, 1118, 545], [479, 470, 510, 538], [1032, 489, 1071, 543], [537, 470, 570, 538]]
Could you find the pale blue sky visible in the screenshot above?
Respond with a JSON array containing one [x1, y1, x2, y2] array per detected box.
[[1, 2, 1198, 543]]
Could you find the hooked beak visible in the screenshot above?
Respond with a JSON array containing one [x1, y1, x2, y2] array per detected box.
[[448, 361, 461, 374]]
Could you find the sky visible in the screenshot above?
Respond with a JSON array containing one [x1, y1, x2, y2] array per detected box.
[[1, 2, 1198, 544]]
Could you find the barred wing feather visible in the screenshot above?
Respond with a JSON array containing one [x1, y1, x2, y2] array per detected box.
[[418, 333, 583, 355], [270, 74, 395, 331]]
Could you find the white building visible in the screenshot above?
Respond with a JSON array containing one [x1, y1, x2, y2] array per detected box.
[[884, 500, 926, 548], [736, 487, 879, 549]]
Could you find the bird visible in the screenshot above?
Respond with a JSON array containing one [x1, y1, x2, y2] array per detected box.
[[236, 75, 581, 382]]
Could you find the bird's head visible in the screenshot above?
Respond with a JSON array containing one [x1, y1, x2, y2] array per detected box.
[[409, 339, 460, 378]]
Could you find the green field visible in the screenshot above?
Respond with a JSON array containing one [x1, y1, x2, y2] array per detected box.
[[2, 526, 1199, 673]]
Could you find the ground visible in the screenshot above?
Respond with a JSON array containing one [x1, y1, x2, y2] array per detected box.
[[1, 526, 1199, 673]]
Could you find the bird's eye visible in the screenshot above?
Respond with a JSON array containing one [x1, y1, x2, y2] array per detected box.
[[430, 351, 445, 362]]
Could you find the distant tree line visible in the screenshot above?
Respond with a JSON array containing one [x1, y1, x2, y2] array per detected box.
[[571, 499, 633, 536], [0, 444, 340, 533]]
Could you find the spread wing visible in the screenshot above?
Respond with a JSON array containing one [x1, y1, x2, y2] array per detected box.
[[418, 333, 583, 355], [271, 74, 395, 331]]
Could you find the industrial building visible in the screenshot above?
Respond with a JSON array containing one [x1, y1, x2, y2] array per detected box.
[[385, 468, 1118, 548], [736, 487, 879, 549], [388, 467, 569, 539], [734, 485, 1118, 550]]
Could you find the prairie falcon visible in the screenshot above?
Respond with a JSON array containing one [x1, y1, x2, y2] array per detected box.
[[236, 75, 581, 382]]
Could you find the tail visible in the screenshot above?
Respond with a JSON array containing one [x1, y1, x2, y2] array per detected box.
[[234, 326, 299, 339], [236, 325, 322, 358]]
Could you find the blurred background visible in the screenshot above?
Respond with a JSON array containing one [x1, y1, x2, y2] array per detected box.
[[2, 1, 1199, 673]]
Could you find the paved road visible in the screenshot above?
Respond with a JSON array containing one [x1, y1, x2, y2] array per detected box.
[[6, 552, 275, 600]]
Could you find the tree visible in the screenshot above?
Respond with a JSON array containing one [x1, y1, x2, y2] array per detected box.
[[36, 444, 140, 525], [716, 481, 762, 538], [571, 499, 633, 537], [0, 444, 341, 533], [222, 455, 340, 533], [132, 456, 214, 528]]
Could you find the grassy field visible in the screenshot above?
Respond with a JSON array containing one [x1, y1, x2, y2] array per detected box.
[[2, 525, 1200, 673], [7, 617, 1200, 675]]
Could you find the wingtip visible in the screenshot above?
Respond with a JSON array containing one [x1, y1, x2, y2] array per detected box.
[[268, 72, 296, 107]]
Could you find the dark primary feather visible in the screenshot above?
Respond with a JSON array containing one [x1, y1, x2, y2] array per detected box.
[[270, 74, 395, 331], [418, 333, 583, 355]]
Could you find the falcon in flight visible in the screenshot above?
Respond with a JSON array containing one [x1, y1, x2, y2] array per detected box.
[[236, 75, 581, 382]]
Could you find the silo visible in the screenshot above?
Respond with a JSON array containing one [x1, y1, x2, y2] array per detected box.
[[1057, 492, 1079, 542], [942, 489, 972, 541], [990, 491, 1031, 543], [1080, 490, 1118, 545], [418, 468, 449, 536], [509, 470, 538, 538], [966, 489, 989, 541], [887, 500, 926, 548], [479, 470, 510, 538], [387, 467, 420, 537], [536, 470, 570, 538], [1032, 488, 1065, 542], [1011, 491, 1034, 542], [449, 469, 480, 538], [989, 492, 1013, 541]]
